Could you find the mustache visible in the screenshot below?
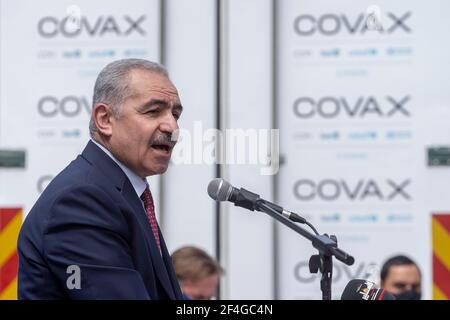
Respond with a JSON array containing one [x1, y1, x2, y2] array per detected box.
[[150, 132, 177, 147]]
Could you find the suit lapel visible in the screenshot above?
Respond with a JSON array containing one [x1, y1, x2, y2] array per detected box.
[[159, 232, 183, 299], [121, 180, 175, 299], [81, 141, 126, 191], [82, 141, 176, 299]]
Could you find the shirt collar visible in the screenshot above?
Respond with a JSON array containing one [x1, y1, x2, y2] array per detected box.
[[91, 139, 147, 198]]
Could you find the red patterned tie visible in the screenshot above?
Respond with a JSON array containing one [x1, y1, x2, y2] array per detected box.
[[141, 186, 161, 250]]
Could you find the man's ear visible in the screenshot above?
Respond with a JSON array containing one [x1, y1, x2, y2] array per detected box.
[[92, 103, 113, 137]]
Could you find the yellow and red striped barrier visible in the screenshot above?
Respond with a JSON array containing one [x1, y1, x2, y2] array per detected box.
[[432, 214, 450, 300], [0, 208, 22, 300]]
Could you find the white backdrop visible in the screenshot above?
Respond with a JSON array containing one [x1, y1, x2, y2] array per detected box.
[[277, 0, 450, 299], [0, 0, 161, 217]]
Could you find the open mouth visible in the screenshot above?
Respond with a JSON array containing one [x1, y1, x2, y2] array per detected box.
[[151, 144, 171, 152], [151, 140, 176, 154]]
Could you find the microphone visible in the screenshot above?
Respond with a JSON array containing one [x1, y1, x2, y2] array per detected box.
[[208, 178, 355, 266], [341, 279, 395, 300], [207, 178, 306, 223]]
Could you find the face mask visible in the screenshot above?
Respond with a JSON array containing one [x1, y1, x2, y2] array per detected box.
[[393, 290, 421, 300]]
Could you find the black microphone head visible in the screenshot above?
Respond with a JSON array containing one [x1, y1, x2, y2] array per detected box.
[[207, 178, 233, 201], [341, 279, 395, 300]]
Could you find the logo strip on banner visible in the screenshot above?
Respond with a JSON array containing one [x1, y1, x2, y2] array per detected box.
[[0, 208, 22, 300], [432, 214, 450, 300]]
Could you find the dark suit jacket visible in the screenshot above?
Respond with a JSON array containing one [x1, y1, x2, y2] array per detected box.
[[18, 141, 183, 300]]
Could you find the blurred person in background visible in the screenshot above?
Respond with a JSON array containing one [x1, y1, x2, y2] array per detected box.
[[172, 246, 224, 300], [380, 255, 422, 300]]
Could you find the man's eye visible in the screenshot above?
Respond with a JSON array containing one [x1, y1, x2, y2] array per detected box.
[[173, 113, 180, 120], [394, 283, 406, 289], [147, 109, 160, 114]]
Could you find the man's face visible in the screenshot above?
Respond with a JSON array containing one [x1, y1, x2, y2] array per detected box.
[[182, 274, 220, 300], [382, 264, 421, 299], [107, 69, 182, 178]]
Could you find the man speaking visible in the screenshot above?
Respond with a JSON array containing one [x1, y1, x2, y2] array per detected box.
[[17, 59, 184, 299]]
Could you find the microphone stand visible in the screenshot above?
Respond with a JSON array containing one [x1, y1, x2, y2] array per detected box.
[[256, 201, 354, 300]]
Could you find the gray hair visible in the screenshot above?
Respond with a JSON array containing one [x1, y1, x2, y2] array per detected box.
[[89, 58, 169, 137]]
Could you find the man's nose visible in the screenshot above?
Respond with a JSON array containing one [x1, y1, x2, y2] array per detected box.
[[404, 284, 416, 291], [159, 112, 179, 134]]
